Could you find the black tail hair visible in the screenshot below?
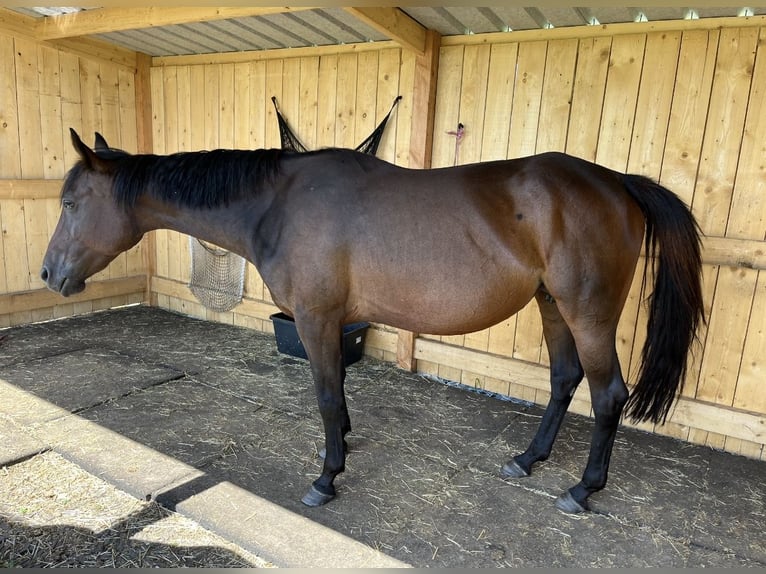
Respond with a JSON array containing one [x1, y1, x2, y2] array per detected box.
[[621, 174, 705, 424]]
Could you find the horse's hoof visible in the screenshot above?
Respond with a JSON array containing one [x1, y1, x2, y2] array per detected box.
[[301, 484, 335, 507], [555, 490, 588, 514], [501, 459, 529, 479]]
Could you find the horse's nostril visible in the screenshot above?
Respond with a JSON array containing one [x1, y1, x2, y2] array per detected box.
[[40, 266, 49, 282]]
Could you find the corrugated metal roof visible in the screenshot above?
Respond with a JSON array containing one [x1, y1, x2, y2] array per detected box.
[[12, 6, 766, 57]]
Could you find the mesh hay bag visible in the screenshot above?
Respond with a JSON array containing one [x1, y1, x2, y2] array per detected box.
[[188, 237, 246, 312]]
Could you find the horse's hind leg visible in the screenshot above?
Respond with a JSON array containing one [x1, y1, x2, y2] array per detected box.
[[556, 327, 629, 513], [502, 290, 584, 479]]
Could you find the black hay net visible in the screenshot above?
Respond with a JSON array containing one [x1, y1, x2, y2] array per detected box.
[[271, 95, 402, 156]]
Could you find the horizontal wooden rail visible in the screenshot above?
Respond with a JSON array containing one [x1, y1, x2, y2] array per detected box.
[[0, 179, 62, 200], [0, 275, 147, 315], [414, 338, 765, 446], [441, 15, 766, 46]]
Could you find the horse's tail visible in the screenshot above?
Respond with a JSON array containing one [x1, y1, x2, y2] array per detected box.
[[620, 174, 705, 424]]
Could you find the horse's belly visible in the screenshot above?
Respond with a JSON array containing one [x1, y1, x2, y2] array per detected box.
[[355, 263, 539, 336]]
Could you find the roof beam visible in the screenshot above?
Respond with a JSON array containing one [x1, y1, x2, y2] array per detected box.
[[343, 7, 426, 54], [36, 7, 315, 40]]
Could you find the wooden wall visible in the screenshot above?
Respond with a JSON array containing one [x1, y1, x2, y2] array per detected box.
[[0, 19, 147, 328], [417, 23, 766, 460]]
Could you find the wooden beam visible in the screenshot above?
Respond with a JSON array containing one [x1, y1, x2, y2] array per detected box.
[[409, 29, 440, 170], [152, 40, 399, 67], [36, 7, 315, 40], [0, 179, 61, 200], [0, 8, 136, 69], [344, 7, 426, 54], [0, 276, 147, 315], [395, 29, 441, 372], [441, 14, 766, 47], [702, 236, 766, 271]]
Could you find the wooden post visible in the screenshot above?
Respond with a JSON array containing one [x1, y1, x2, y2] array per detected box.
[[396, 29, 441, 372], [134, 51, 156, 305]]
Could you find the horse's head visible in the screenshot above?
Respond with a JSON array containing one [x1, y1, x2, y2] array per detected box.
[[41, 129, 143, 296]]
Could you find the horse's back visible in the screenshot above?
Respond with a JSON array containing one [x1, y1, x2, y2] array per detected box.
[[269, 150, 645, 333]]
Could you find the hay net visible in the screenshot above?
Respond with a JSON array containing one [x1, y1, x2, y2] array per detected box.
[[188, 237, 246, 312]]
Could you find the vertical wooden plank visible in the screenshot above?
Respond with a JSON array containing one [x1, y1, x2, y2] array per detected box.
[[79, 57, 101, 143], [627, 31, 680, 177], [100, 64, 121, 143], [299, 56, 319, 150], [281, 58, 301, 144], [162, 66, 179, 152], [203, 64, 220, 150], [394, 50, 415, 168], [249, 60, 267, 149], [692, 27, 758, 236], [316, 54, 338, 149], [38, 45, 64, 179], [118, 68, 137, 152], [734, 270, 766, 413], [375, 48, 401, 163], [60, 52, 82, 165], [175, 66, 191, 152], [660, 30, 718, 206], [697, 266, 758, 406], [355, 51, 378, 147], [727, 26, 766, 241], [480, 42, 517, 162], [455, 43, 490, 165], [219, 63, 235, 148], [189, 65, 205, 150], [265, 59, 283, 149], [595, 33, 646, 172], [0, 34, 17, 312], [536, 38, 577, 154], [15, 38, 43, 179], [335, 53, 357, 149], [408, 29, 439, 169], [507, 40, 547, 159], [0, 34, 21, 178], [233, 62, 250, 150], [431, 45, 464, 168], [1, 199, 30, 292], [566, 36, 611, 160]]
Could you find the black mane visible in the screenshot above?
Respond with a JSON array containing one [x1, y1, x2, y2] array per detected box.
[[66, 147, 286, 209]]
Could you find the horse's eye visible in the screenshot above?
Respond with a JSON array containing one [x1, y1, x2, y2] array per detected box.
[[62, 199, 75, 210]]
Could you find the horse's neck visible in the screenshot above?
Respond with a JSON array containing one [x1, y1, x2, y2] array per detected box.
[[135, 195, 260, 261]]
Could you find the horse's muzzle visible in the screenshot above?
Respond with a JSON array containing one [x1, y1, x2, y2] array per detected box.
[[40, 264, 85, 297]]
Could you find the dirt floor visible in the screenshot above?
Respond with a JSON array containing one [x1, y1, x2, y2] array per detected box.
[[0, 304, 764, 568]]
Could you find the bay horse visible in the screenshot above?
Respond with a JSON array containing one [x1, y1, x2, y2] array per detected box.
[[42, 130, 703, 513]]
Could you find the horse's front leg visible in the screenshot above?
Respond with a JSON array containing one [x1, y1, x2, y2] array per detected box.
[[295, 316, 349, 507]]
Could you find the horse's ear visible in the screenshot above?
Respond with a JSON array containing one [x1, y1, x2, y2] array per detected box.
[[70, 128, 111, 173], [94, 132, 109, 151]]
